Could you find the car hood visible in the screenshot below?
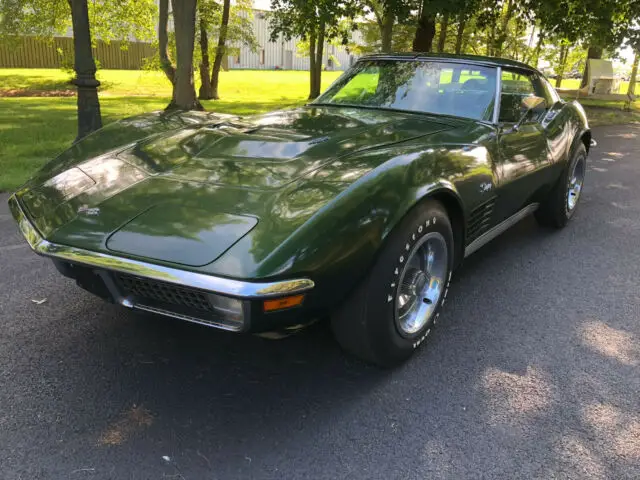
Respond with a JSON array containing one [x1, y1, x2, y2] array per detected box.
[[114, 106, 458, 189], [17, 106, 463, 271]]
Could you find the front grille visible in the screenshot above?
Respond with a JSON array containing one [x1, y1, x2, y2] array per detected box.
[[115, 273, 214, 313]]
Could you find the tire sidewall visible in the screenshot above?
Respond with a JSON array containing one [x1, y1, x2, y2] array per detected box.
[[364, 202, 454, 364], [563, 145, 587, 220]]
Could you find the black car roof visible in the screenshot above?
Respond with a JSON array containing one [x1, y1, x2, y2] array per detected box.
[[358, 53, 541, 74]]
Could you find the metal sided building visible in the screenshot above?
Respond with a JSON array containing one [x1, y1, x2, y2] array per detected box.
[[227, 9, 360, 71]]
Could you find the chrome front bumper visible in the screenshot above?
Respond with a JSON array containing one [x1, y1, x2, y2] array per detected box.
[[8, 194, 315, 331]]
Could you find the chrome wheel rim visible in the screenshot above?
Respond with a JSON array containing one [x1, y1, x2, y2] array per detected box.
[[567, 156, 586, 212], [395, 232, 448, 337]]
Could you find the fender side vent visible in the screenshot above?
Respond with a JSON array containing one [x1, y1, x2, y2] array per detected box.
[[466, 197, 496, 243]]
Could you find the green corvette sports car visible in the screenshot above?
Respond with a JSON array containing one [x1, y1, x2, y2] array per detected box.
[[9, 54, 592, 366]]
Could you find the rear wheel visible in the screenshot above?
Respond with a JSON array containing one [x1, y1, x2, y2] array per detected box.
[[330, 200, 453, 367], [536, 143, 587, 228]]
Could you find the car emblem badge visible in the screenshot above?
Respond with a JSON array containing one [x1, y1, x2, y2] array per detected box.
[[479, 182, 493, 193], [78, 205, 100, 216]]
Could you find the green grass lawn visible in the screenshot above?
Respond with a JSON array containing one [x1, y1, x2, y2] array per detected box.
[[0, 68, 343, 99], [557, 78, 639, 95], [0, 69, 343, 191], [0, 68, 638, 192]]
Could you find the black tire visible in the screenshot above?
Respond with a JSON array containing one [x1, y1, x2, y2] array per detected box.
[[535, 143, 587, 228], [330, 199, 454, 367]]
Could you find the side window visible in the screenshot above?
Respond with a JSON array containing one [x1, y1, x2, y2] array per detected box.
[[539, 76, 561, 105], [499, 70, 544, 123]]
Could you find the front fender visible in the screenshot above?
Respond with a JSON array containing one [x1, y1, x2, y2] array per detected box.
[[568, 101, 591, 157], [239, 143, 494, 309]]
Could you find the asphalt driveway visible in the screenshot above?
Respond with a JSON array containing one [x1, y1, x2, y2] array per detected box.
[[1, 125, 639, 479]]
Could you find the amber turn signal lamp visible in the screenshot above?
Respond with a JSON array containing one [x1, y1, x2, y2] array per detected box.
[[263, 294, 305, 312]]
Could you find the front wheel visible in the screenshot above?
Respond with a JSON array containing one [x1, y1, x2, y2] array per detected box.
[[536, 143, 587, 228], [330, 200, 453, 367]]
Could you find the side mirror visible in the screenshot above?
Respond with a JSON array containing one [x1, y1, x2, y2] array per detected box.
[[521, 95, 547, 113], [503, 95, 547, 134]]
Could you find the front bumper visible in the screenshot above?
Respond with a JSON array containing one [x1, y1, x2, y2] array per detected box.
[[8, 194, 315, 332]]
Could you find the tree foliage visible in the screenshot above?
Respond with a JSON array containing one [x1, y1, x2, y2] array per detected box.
[[343, 0, 638, 95], [0, 0, 156, 44], [197, 0, 258, 100], [205, 0, 258, 53], [269, 0, 358, 99], [0, 0, 69, 39], [363, 0, 416, 52], [0, 0, 155, 140]]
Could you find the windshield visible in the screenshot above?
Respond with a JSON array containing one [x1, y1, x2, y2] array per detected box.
[[314, 60, 497, 121]]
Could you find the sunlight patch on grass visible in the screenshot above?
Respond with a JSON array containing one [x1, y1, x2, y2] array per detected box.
[[0, 68, 343, 99], [557, 78, 639, 95], [560, 95, 640, 126], [0, 68, 345, 191], [0, 96, 309, 190]]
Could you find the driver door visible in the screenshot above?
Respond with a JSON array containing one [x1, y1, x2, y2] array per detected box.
[[493, 69, 552, 222]]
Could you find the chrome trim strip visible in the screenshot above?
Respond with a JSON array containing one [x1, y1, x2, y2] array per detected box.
[[8, 194, 315, 299], [131, 303, 243, 332], [464, 203, 539, 258], [95, 270, 246, 331], [493, 66, 502, 125]]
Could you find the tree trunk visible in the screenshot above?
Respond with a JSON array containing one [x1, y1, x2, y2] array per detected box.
[[493, 0, 514, 57], [454, 17, 466, 54], [521, 26, 535, 65], [158, 0, 175, 85], [524, 25, 535, 62], [625, 51, 638, 110], [461, 23, 471, 53], [380, 11, 394, 53], [437, 13, 449, 53], [68, 0, 102, 142], [310, 22, 325, 99], [487, 23, 495, 56], [168, 0, 201, 110], [531, 30, 545, 67], [580, 46, 603, 88], [308, 29, 317, 99], [198, 19, 213, 99], [413, 1, 436, 53], [210, 0, 231, 100], [586, 45, 603, 59], [555, 44, 568, 88]]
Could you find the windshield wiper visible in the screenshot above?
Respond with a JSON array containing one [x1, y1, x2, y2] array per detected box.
[[308, 102, 346, 108], [308, 102, 482, 124], [310, 102, 388, 110]]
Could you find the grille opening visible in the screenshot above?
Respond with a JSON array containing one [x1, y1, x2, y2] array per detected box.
[[113, 273, 245, 331], [115, 273, 215, 313]]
